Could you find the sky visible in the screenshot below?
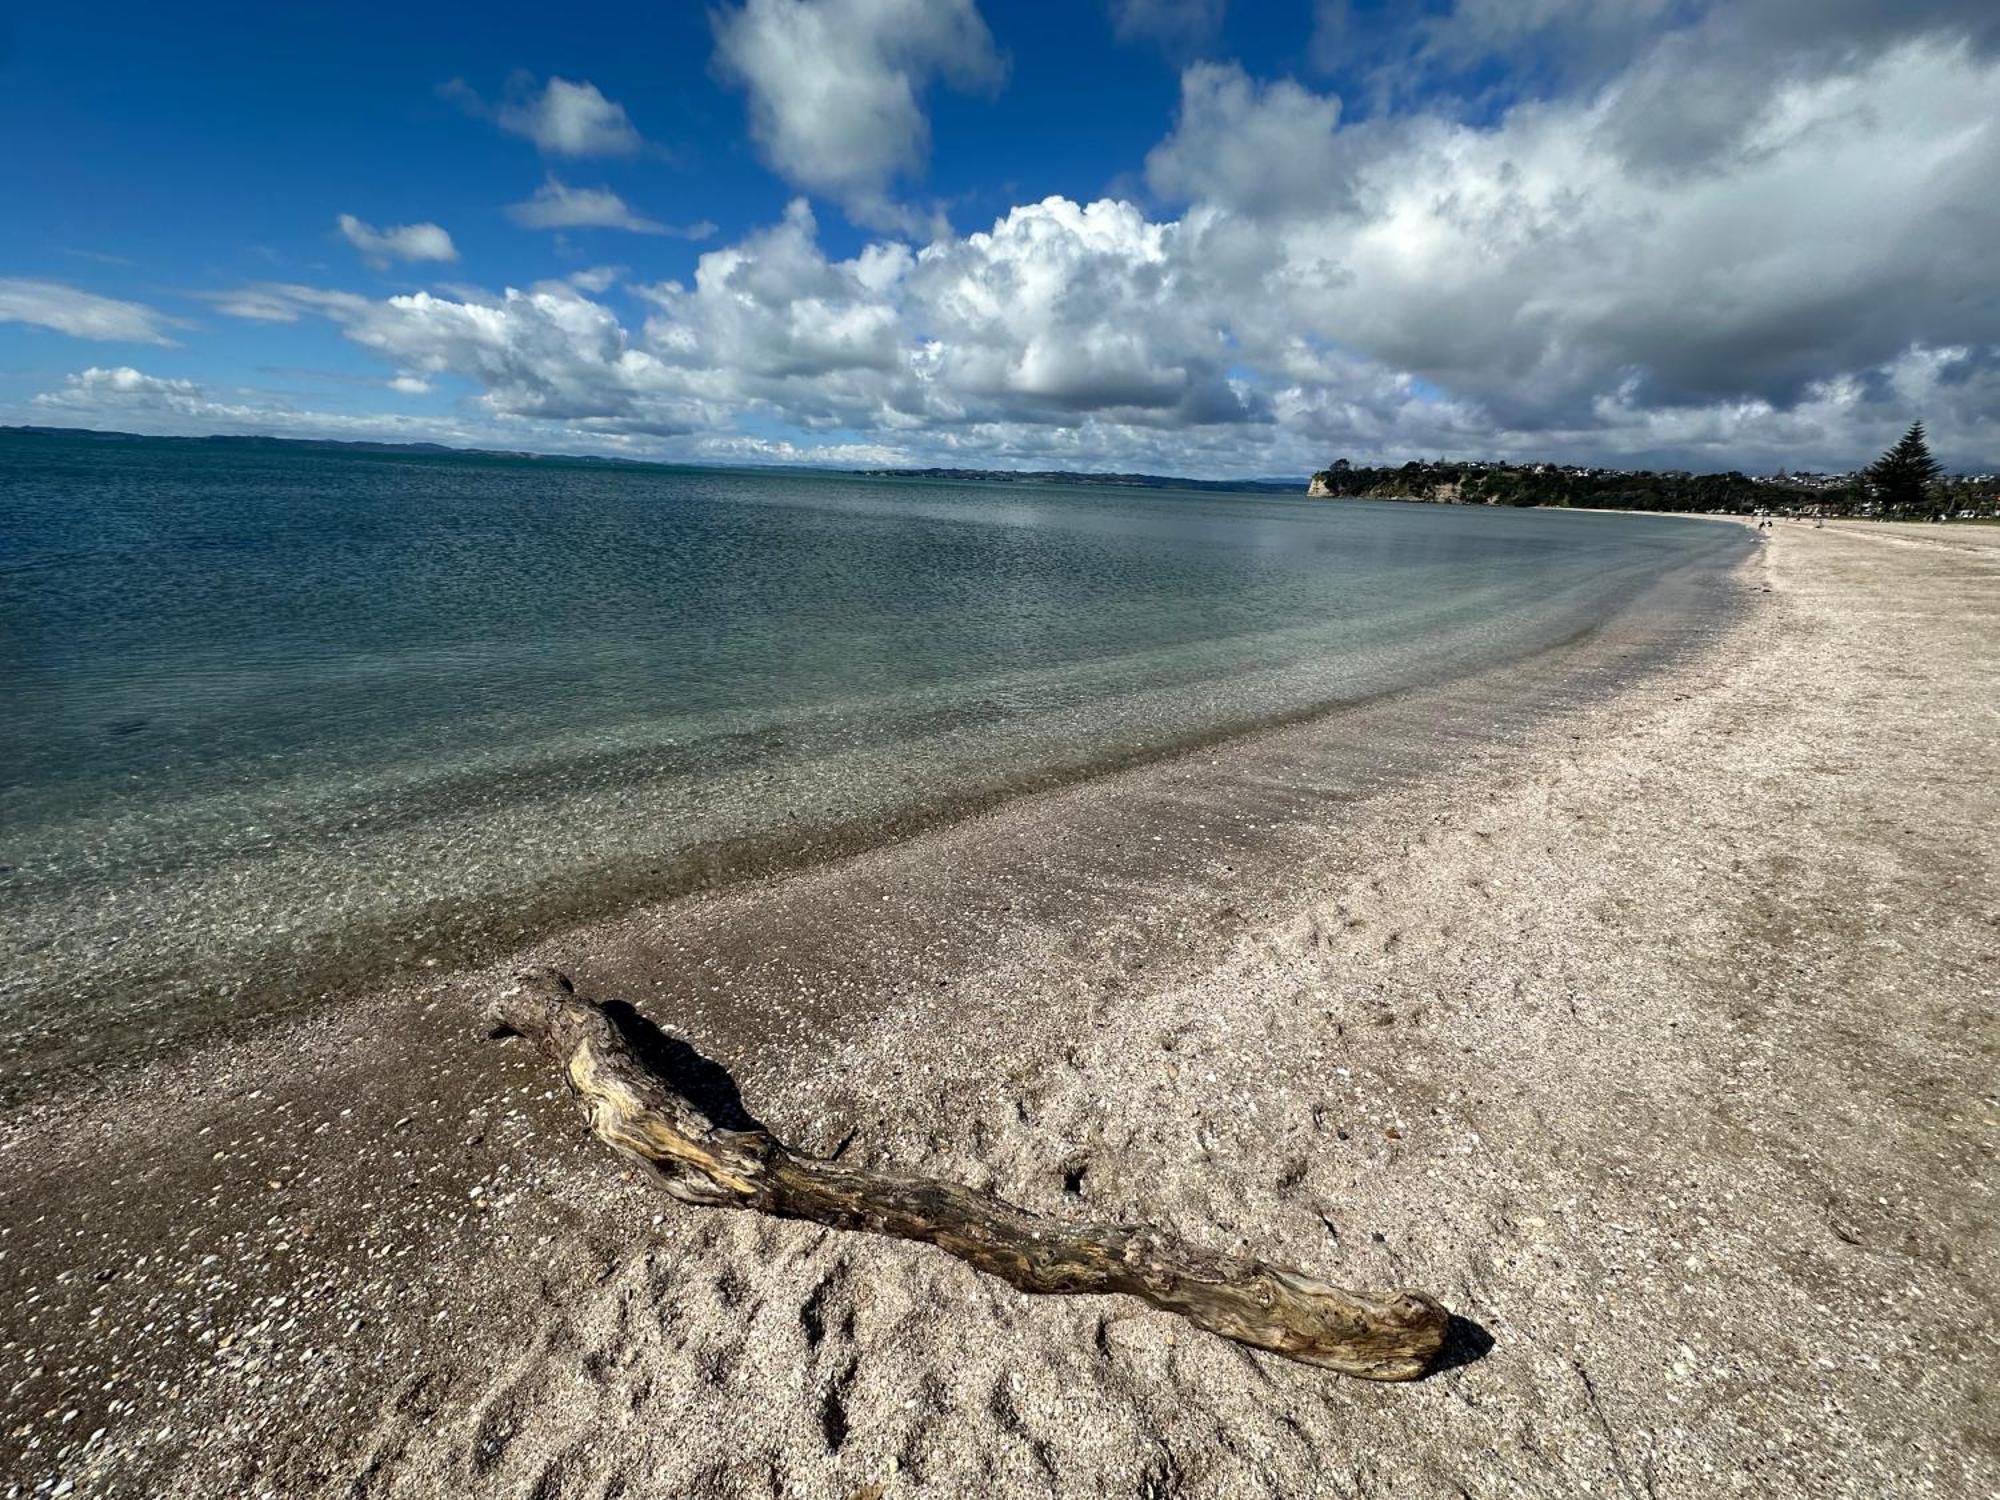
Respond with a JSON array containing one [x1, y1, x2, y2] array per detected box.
[[2, 0, 1996, 478]]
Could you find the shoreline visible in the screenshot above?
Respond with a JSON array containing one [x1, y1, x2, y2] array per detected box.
[[4, 521, 1995, 1497], [0, 514, 1744, 1108]]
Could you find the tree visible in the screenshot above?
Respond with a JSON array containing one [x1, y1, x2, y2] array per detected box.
[[1864, 422, 1943, 515]]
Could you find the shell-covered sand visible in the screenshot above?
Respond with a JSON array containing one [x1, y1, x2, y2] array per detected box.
[[3, 520, 1994, 1498]]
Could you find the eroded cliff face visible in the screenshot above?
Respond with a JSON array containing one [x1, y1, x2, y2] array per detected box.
[[1306, 472, 1454, 502]]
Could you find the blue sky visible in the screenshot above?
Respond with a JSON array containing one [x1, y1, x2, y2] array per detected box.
[[3, 1, 1996, 475]]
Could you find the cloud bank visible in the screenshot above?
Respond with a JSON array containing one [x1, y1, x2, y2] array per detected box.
[[25, 0, 2000, 474]]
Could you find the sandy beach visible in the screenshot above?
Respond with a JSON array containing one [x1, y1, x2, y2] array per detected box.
[[3, 518, 1994, 1498]]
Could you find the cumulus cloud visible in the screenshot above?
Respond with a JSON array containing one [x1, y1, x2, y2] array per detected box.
[[504, 178, 715, 238], [336, 214, 459, 266], [1145, 32, 2000, 439], [445, 75, 647, 157], [502, 77, 643, 156], [641, 200, 909, 398], [711, 0, 1004, 226], [906, 197, 1254, 425], [197, 197, 1252, 445], [210, 280, 716, 436], [1144, 65, 1350, 220], [0, 278, 181, 344], [38, 366, 205, 410], [176, 4, 2000, 473]]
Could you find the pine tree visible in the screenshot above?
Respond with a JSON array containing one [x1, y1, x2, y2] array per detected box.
[[1864, 422, 1943, 515]]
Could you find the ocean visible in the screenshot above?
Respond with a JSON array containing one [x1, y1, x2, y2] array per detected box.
[[0, 430, 1750, 1086]]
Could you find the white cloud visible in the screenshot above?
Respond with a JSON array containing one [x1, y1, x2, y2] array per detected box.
[[711, 0, 1003, 226], [636, 199, 915, 426], [197, 286, 308, 322], [1110, 0, 1226, 53], [494, 77, 644, 157], [687, 433, 915, 467], [387, 375, 433, 394], [1145, 37, 2000, 434], [203, 283, 371, 323], [40, 366, 205, 409], [331, 282, 715, 435], [505, 178, 714, 238], [24, 364, 676, 455], [1144, 64, 1350, 220], [336, 214, 459, 266], [32, 365, 321, 427], [0, 278, 180, 344], [906, 196, 1253, 424], [176, 10, 2000, 475], [201, 199, 1261, 454]]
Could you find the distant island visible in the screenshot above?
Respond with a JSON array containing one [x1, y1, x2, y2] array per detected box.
[[2, 427, 1309, 493], [9, 425, 1993, 517], [851, 467, 1305, 493], [1307, 457, 2000, 519], [0, 424, 668, 469]]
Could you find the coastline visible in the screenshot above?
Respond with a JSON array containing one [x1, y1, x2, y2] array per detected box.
[[3, 520, 1995, 1497], [0, 481, 1744, 1108], [0, 503, 1744, 1107]]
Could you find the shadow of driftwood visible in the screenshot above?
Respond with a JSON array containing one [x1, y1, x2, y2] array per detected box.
[[597, 998, 765, 1133], [1425, 1314, 1496, 1376]]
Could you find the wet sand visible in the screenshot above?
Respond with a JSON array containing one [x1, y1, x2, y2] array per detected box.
[[2, 520, 1995, 1497]]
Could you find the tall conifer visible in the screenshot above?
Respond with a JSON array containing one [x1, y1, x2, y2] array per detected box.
[[1864, 422, 1943, 514]]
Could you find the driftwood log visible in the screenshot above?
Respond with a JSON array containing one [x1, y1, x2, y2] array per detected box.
[[486, 967, 1449, 1380]]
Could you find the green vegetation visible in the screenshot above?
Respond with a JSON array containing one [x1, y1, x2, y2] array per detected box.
[[1308, 458, 1830, 513], [1861, 422, 1944, 516], [1310, 439, 1998, 519]]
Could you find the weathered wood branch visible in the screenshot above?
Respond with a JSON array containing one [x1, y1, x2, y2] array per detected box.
[[485, 967, 1450, 1380]]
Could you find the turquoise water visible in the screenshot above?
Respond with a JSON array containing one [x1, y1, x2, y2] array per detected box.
[[0, 430, 1749, 1076]]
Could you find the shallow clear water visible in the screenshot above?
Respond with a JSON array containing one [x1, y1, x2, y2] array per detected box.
[[0, 431, 1749, 1075]]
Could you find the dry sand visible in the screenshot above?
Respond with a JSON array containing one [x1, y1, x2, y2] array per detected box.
[[2, 519, 1995, 1498]]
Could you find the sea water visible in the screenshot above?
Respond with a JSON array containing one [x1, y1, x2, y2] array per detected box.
[[0, 431, 1750, 1081]]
